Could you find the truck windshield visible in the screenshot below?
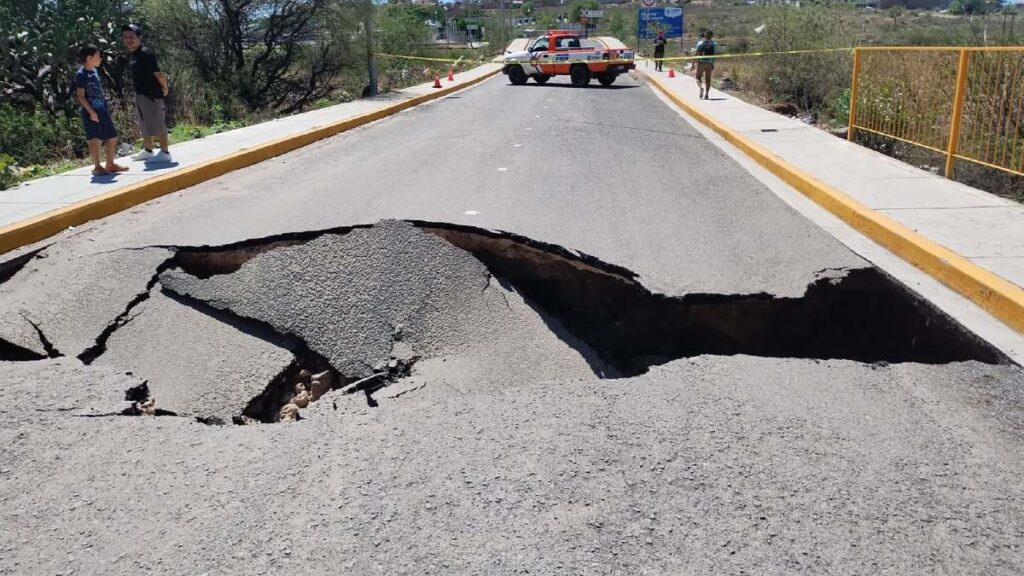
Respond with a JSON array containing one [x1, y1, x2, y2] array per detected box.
[[556, 37, 581, 50]]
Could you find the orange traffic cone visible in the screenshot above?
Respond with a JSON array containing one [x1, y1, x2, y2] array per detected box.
[[447, 68, 455, 81], [668, 67, 676, 78], [433, 76, 442, 89]]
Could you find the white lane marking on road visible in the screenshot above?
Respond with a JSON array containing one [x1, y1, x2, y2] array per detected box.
[[464, 210, 479, 215], [513, 144, 523, 148], [535, 115, 541, 118], [525, 128, 532, 131], [498, 167, 508, 172]]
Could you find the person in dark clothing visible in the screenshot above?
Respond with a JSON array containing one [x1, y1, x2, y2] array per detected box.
[[695, 30, 718, 100], [75, 45, 128, 176], [122, 24, 172, 163], [653, 31, 667, 72]]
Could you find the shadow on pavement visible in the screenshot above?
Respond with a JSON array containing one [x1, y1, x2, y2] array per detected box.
[[512, 83, 639, 90], [89, 174, 121, 184], [144, 161, 181, 172]]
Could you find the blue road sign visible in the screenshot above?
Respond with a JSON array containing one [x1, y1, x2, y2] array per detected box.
[[637, 7, 684, 39]]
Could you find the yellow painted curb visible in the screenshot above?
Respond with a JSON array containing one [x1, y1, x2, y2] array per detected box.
[[0, 68, 501, 256], [644, 70, 1024, 334]]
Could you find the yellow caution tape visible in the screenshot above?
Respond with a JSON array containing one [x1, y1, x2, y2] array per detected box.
[[497, 58, 638, 66], [379, 46, 850, 67], [378, 53, 485, 64], [645, 47, 853, 63]]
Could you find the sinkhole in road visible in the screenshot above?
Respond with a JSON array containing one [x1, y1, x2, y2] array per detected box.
[[7, 220, 1000, 425], [163, 221, 1003, 424], [418, 224, 1004, 370]]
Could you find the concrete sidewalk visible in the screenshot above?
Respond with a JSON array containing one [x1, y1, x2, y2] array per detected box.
[[642, 66, 1024, 312], [0, 64, 501, 230]]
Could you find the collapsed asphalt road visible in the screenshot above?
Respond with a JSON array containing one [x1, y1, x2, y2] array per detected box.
[[2, 75, 1024, 574]]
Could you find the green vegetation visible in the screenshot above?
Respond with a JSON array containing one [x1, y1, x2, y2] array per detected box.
[[0, 0, 497, 189], [584, 1, 1024, 200]]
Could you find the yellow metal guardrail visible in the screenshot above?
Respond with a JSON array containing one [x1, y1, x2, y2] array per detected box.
[[849, 47, 1024, 178]]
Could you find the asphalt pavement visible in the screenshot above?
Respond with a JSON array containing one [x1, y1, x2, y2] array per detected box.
[[1, 73, 1023, 574]]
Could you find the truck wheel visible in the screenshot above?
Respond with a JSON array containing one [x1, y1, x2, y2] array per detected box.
[[532, 74, 551, 84], [598, 73, 617, 87], [508, 66, 528, 86], [570, 65, 590, 87]]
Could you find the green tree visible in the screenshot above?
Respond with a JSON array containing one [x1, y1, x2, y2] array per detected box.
[[754, 6, 853, 114], [569, 0, 599, 23], [887, 5, 905, 29], [1, 0, 132, 115], [376, 2, 432, 56], [949, 0, 986, 15], [536, 12, 557, 30], [604, 8, 635, 41], [141, 0, 354, 113], [521, 2, 534, 17]]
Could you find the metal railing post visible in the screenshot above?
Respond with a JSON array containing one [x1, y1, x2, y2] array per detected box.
[[848, 48, 861, 142], [945, 49, 971, 178]]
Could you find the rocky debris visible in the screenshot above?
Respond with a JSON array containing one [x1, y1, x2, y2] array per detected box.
[[278, 402, 300, 422], [309, 370, 333, 401], [275, 368, 336, 422], [120, 381, 175, 417], [717, 76, 736, 91], [829, 126, 849, 139]]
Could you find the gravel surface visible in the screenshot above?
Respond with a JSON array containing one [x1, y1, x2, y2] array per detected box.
[[1, 357, 1022, 574]]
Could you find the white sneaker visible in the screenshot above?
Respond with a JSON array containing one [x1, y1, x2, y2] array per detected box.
[[146, 151, 172, 164], [132, 149, 155, 161]]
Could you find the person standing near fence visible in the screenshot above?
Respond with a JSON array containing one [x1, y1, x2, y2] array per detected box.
[[695, 30, 717, 100], [653, 31, 666, 73], [121, 24, 172, 164]]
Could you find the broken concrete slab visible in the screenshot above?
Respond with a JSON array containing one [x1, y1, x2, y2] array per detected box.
[[95, 290, 295, 423], [161, 220, 608, 384], [0, 247, 173, 359]]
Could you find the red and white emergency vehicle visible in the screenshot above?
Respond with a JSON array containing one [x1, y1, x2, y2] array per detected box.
[[501, 32, 635, 87]]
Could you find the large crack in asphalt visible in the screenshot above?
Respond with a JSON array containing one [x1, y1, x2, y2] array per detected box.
[[0, 220, 1008, 425], [418, 223, 1005, 369], [77, 259, 177, 365]]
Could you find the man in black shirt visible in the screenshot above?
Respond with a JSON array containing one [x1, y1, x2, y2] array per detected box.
[[122, 24, 172, 163], [653, 31, 666, 72]]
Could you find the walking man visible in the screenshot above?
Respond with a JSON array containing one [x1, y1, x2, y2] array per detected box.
[[653, 31, 666, 73], [122, 24, 172, 163], [695, 30, 717, 100]]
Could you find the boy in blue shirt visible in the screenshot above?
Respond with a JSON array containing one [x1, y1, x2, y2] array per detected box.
[[75, 45, 128, 176]]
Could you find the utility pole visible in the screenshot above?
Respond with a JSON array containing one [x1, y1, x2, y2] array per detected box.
[[365, 0, 378, 97]]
